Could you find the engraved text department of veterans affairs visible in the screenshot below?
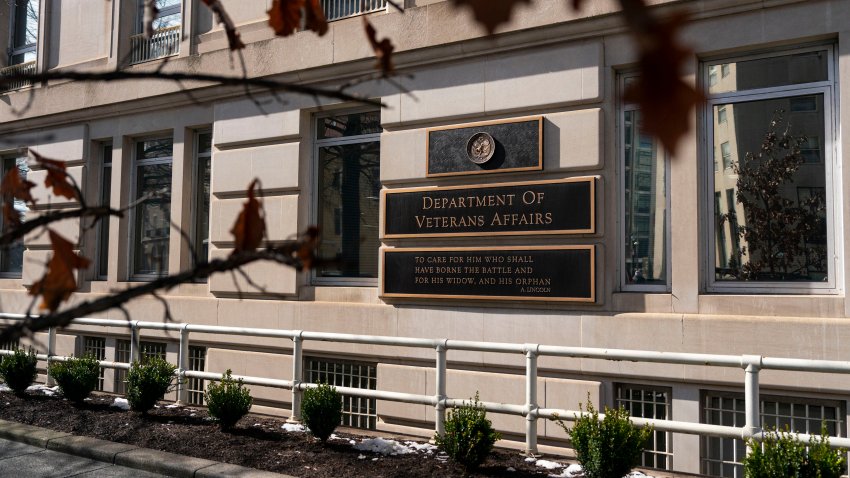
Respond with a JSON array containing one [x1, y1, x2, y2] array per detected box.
[[382, 177, 595, 238]]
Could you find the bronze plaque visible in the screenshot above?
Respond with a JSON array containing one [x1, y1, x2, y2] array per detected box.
[[427, 116, 542, 177], [381, 177, 595, 239], [381, 246, 595, 302]]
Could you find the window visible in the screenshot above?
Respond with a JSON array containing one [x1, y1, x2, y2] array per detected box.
[[0, 338, 18, 351], [83, 336, 106, 391], [322, 0, 387, 22], [193, 132, 211, 267], [114, 339, 166, 394], [131, 137, 173, 279], [131, 0, 181, 64], [187, 346, 206, 406], [304, 357, 377, 429], [314, 110, 381, 283], [717, 106, 727, 124], [706, 47, 834, 291], [616, 384, 672, 470], [0, 156, 28, 276], [8, 0, 38, 66], [701, 392, 845, 477], [96, 144, 112, 280], [621, 75, 668, 291]]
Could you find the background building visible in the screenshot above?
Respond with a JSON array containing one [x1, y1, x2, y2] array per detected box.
[[0, 1, 849, 476]]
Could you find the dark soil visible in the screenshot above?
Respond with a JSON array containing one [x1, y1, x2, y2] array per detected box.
[[0, 390, 553, 478]]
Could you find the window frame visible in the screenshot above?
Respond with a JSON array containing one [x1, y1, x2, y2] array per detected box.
[[95, 142, 113, 281], [190, 129, 212, 273], [619, 72, 671, 293], [128, 135, 174, 281], [702, 44, 840, 294], [310, 108, 381, 287], [0, 154, 28, 278], [135, 0, 181, 34], [8, 0, 38, 66]]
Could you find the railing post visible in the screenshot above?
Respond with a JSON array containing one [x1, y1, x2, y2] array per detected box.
[[176, 324, 190, 405], [130, 321, 140, 364], [287, 332, 304, 424], [434, 341, 448, 440], [525, 345, 539, 456], [742, 355, 762, 452], [45, 327, 56, 386]]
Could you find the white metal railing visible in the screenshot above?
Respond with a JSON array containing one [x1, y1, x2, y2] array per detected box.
[[130, 25, 181, 64], [0, 61, 36, 92], [2, 313, 850, 458], [322, 0, 386, 22]]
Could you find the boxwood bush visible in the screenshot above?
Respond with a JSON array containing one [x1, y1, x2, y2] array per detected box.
[[744, 427, 846, 478], [556, 398, 651, 478], [49, 354, 100, 404], [126, 357, 176, 414], [434, 393, 500, 471], [301, 383, 342, 442], [205, 369, 253, 430], [0, 348, 37, 396]]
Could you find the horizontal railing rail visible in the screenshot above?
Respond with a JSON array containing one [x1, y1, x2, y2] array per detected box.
[[2, 312, 850, 455]]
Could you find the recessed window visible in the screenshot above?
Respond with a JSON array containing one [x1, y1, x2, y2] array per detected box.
[[0, 156, 29, 276], [187, 346, 206, 406], [131, 137, 173, 279], [96, 144, 112, 280], [706, 47, 834, 292], [314, 111, 381, 283], [621, 74, 668, 291], [701, 392, 845, 477], [8, 0, 38, 65], [114, 339, 166, 394], [304, 357, 377, 429], [193, 131, 212, 267], [131, 0, 181, 63], [82, 336, 106, 391], [616, 384, 672, 470]]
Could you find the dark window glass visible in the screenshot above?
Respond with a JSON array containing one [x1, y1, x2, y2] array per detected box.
[[709, 51, 828, 95], [194, 132, 212, 266], [133, 139, 173, 277], [1, 157, 29, 275], [97, 145, 112, 279], [318, 111, 381, 139]]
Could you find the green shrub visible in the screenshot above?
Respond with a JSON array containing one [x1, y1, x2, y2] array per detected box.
[[301, 383, 342, 442], [744, 427, 846, 478], [556, 398, 651, 478], [49, 354, 100, 404], [434, 393, 501, 471], [126, 357, 176, 414], [205, 369, 253, 430], [0, 348, 37, 396]]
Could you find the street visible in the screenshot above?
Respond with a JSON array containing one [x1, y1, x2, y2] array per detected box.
[[0, 437, 166, 477]]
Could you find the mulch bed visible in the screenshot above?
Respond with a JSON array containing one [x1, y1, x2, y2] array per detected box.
[[0, 390, 554, 478]]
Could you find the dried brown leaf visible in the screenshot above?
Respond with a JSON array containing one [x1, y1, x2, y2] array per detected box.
[[623, 12, 704, 155], [32, 153, 79, 201], [305, 0, 328, 36], [230, 179, 266, 254], [1, 167, 35, 205], [296, 226, 320, 270], [450, 0, 531, 35], [268, 0, 328, 37], [30, 230, 91, 312], [363, 18, 395, 75]]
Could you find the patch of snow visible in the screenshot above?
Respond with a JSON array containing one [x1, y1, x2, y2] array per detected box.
[[165, 404, 180, 409], [535, 459, 565, 470], [565, 464, 584, 477], [111, 398, 130, 410], [404, 441, 438, 454], [354, 438, 414, 456], [357, 454, 366, 460], [506, 467, 516, 472], [371, 457, 378, 462], [0, 384, 10, 393], [524, 457, 536, 462], [281, 423, 307, 433], [26, 385, 58, 396], [624, 473, 649, 478]]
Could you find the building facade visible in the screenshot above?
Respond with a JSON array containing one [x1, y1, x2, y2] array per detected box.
[[1, 0, 850, 476]]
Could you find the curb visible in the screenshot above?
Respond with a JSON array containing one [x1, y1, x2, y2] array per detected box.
[[0, 418, 296, 478]]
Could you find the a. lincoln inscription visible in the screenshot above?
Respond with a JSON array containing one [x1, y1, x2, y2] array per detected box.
[[381, 246, 595, 302], [381, 177, 595, 238]]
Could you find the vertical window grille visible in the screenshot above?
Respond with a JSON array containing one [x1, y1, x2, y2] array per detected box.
[[97, 144, 113, 279], [114, 339, 167, 394], [132, 137, 173, 278], [304, 357, 377, 430], [321, 0, 386, 22], [83, 336, 106, 391], [615, 384, 672, 470], [187, 346, 206, 406], [130, 0, 181, 64], [701, 392, 845, 477], [0, 338, 19, 351]]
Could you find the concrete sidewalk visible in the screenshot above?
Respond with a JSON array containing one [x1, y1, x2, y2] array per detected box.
[[0, 419, 295, 478]]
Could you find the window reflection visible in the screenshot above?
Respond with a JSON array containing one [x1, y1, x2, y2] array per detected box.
[[133, 139, 173, 277]]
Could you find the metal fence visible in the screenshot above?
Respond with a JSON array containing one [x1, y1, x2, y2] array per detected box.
[[0, 61, 36, 92], [2, 312, 850, 458], [129, 26, 181, 64], [322, 0, 386, 22]]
